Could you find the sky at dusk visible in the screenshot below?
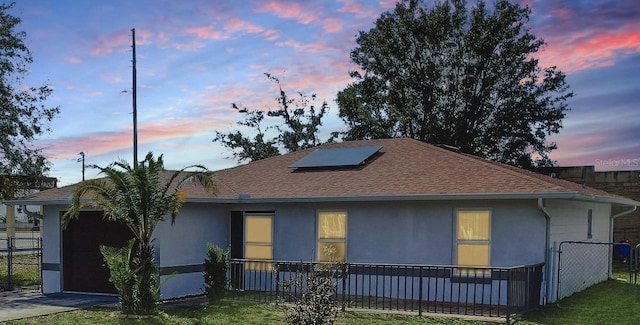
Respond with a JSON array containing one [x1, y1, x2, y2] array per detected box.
[[7, 0, 640, 186]]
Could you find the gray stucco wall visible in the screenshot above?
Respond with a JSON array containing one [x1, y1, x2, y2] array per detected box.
[[241, 199, 546, 267], [39, 198, 550, 298]]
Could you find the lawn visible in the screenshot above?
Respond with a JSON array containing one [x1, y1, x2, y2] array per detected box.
[[3, 300, 491, 325]]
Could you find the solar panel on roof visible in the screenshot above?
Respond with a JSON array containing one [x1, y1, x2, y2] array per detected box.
[[289, 145, 382, 169]]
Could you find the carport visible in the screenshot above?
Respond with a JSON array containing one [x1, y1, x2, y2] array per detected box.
[[62, 211, 132, 293]]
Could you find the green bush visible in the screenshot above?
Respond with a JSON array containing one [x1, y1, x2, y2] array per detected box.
[[100, 239, 160, 315], [203, 244, 229, 303]]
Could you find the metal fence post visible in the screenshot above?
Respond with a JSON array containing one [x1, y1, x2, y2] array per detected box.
[[341, 263, 347, 311], [506, 268, 512, 324], [418, 266, 423, 316], [39, 237, 43, 292], [7, 237, 13, 290]]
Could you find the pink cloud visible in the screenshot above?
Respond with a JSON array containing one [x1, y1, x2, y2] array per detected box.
[[540, 28, 640, 73], [174, 39, 206, 51], [225, 17, 264, 34], [262, 29, 281, 41], [43, 116, 230, 160], [339, 0, 385, 19], [322, 18, 343, 33], [157, 31, 170, 44], [185, 24, 229, 40], [91, 29, 153, 56], [254, 1, 319, 24], [99, 73, 123, 84], [67, 56, 83, 64], [377, 0, 397, 7], [530, 1, 640, 73], [274, 39, 337, 53]]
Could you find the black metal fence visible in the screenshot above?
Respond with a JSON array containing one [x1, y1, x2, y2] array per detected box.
[[228, 259, 543, 321], [0, 237, 42, 291]]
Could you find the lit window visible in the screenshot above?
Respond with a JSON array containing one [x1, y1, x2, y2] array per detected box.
[[245, 214, 272, 270], [318, 211, 346, 262], [456, 210, 490, 272]]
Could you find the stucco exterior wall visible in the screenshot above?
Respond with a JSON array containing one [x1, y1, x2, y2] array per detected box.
[[235, 199, 546, 267], [155, 204, 229, 298], [41, 205, 65, 293], [38, 198, 576, 300]]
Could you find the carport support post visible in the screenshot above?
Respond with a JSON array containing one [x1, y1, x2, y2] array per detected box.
[[6, 204, 15, 239], [6, 204, 15, 290]]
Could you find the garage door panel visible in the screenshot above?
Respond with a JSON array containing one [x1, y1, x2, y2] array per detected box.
[[62, 211, 133, 293]]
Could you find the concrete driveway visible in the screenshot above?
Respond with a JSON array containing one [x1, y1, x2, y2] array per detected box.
[[0, 289, 118, 322]]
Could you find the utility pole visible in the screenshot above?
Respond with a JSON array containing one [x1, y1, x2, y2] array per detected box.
[[131, 28, 138, 168], [78, 152, 85, 181]]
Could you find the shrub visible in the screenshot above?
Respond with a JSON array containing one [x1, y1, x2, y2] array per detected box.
[[283, 263, 341, 325], [203, 244, 229, 303], [100, 239, 160, 315]]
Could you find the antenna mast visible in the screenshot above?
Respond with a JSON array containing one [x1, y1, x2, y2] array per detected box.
[[131, 28, 138, 167]]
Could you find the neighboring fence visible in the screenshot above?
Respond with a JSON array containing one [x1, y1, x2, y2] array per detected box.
[[632, 243, 640, 284], [228, 259, 543, 321], [557, 241, 633, 302], [0, 237, 42, 291]]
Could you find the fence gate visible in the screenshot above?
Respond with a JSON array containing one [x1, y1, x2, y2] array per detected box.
[[557, 241, 614, 301], [1, 236, 42, 291]]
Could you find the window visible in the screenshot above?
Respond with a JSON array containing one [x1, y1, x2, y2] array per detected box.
[[456, 210, 491, 272], [587, 209, 593, 239], [318, 211, 347, 262], [245, 214, 272, 270]]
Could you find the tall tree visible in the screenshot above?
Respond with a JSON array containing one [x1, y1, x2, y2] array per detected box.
[[0, 2, 59, 198], [64, 153, 216, 314], [214, 73, 330, 163], [213, 105, 280, 162], [337, 0, 573, 169]]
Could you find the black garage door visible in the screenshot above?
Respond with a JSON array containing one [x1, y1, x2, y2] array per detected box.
[[62, 211, 133, 293]]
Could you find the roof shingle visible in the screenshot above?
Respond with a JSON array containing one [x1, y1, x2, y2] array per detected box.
[[9, 138, 638, 205]]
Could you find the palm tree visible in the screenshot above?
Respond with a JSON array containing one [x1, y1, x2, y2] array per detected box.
[[63, 152, 216, 314]]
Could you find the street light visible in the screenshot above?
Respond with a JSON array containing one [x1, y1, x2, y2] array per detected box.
[[77, 152, 85, 181]]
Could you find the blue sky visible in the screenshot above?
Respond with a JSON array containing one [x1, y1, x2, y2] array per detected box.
[[8, 0, 640, 185]]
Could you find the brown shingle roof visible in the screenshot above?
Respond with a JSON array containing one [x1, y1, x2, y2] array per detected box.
[[8, 138, 638, 205]]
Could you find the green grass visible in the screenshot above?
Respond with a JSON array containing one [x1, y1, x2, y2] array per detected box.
[[4, 300, 492, 325], [519, 279, 640, 325], [0, 253, 40, 291]]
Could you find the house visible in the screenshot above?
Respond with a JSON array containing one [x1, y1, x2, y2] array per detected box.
[[6, 138, 638, 312]]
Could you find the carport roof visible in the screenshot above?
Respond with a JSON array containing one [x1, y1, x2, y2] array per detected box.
[[6, 138, 640, 207]]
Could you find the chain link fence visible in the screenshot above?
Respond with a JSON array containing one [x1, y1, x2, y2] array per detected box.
[[0, 236, 42, 291], [556, 241, 628, 302]]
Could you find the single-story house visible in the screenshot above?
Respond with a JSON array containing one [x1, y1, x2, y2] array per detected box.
[[7, 138, 638, 309]]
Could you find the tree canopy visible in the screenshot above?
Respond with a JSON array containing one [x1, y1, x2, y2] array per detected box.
[[214, 73, 330, 163], [336, 0, 573, 169], [0, 2, 59, 198]]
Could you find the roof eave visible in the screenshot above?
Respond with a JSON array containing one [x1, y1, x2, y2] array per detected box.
[[185, 192, 640, 206], [8, 192, 638, 208], [3, 198, 71, 206]]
